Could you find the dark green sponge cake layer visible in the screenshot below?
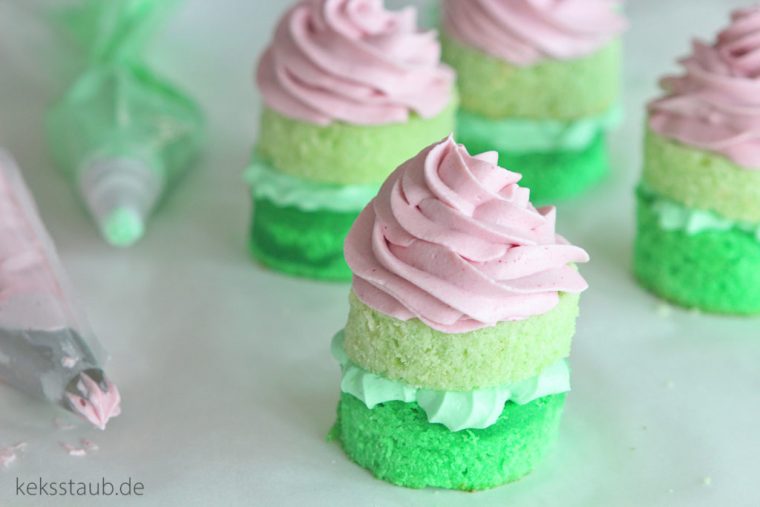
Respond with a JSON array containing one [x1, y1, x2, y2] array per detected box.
[[458, 127, 608, 204], [634, 191, 760, 314], [335, 392, 566, 491], [250, 196, 354, 281], [507, 134, 608, 205]]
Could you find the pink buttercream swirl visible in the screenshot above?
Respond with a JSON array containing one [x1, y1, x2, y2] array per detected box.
[[344, 137, 589, 334], [649, 7, 760, 169], [256, 0, 454, 126], [442, 0, 625, 66]]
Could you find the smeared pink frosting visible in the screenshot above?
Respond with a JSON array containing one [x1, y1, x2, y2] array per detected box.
[[344, 136, 589, 333], [66, 373, 121, 431], [257, 0, 454, 125], [442, 0, 625, 66], [0, 443, 26, 468], [649, 7, 760, 169]]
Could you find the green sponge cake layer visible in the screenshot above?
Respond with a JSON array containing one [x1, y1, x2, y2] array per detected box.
[[250, 196, 354, 281], [335, 392, 566, 490], [344, 292, 579, 391], [459, 127, 608, 205], [256, 101, 456, 186], [505, 135, 608, 204], [635, 191, 760, 314], [442, 36, 619, 120], [643, 128, 760, 223]]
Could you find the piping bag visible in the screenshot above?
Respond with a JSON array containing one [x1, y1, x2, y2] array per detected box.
[[46, 0, 204, 248], [0, 151, 121, 430]]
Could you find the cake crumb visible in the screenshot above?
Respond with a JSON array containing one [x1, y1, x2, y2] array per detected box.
[[655, 303, 672, 318], [703, 476, 712, 487], [62, 445, 86, 457], [60, 439, 98, 457]]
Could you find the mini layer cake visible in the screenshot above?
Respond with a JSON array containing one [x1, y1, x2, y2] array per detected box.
[[635, 7, 760, 314], [331, 137, 590, 490], [248, 0, 456, 280], [441, 0, 626, 203]]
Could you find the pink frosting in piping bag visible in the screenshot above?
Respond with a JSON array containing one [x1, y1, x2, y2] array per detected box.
[[442, 0, 625, 66], [257, 0, 454, 126], [0, 160, 71, 331], [649, 6, 760, 169], [344, 136, 589, 334], [0, 152, 121, 430]]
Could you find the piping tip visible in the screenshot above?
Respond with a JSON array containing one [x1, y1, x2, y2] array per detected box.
[[65, 369, 122, 431], [100, 206, 145, 248]]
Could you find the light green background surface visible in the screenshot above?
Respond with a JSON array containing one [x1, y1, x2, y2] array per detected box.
[[0, 1, 758, 506]]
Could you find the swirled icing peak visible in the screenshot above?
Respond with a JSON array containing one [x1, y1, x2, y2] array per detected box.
[[649, 6, 760, 169], [344, 136, 589, 334], [442, 0, 625, 66], [257, 0, 454, 126]]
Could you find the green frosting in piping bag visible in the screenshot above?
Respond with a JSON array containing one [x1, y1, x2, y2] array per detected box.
[[47, 0, 204, 248]]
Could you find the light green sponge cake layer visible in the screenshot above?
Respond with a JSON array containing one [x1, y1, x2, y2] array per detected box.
[[643, 128, 760, 222], [344, 292, 579, 391], [256, 101, 457, 186], [441, 36, 620, 120]]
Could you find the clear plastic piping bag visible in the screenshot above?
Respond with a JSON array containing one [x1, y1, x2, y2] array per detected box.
[[47, 0, 204, 248], [0, 150, 121, 429]]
